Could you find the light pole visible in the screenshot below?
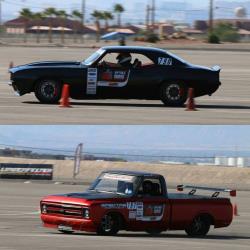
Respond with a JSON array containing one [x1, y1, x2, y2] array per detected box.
[[81, 0, 85, 27], [0, 0, 3, 26], [209, 0, 214, 34]]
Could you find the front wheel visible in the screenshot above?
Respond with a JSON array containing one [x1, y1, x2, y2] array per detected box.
[[35, 79, 62, 104], [185, 216, 211, 237], [160, 82, 187, 107], [97, 214, 121, 236]]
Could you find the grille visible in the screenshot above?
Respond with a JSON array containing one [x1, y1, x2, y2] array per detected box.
[[42, 202, 83, 218]]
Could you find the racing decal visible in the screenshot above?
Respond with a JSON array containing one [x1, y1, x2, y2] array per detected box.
[[98, 71, 130, 88], [87, 68, 97, 95], [114, 71, 126, 81], [100, 202, 164, 222], [103, 173, 134, 182], [0, 163, 53, 180], [158, 57, 173, 66]]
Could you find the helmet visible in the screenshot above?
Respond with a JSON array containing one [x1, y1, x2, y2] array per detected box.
[[117, 53, 132, 66]]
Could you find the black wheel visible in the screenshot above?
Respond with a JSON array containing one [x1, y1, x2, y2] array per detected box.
[[145, 229, 163, 235], [185, 216, 211, 237], [35, 79, 62, 104], [58, 230, 74, 234], [97, 214, 121, 236], [160, 82, 187, 107]]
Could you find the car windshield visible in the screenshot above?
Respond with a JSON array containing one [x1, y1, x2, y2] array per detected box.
[[89, 173, 139, 196], [83, 49, 105, 65]]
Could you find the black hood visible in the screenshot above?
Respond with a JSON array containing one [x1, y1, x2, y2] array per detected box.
[[59, 191, 128, 200], [9, 61, 84, 74]]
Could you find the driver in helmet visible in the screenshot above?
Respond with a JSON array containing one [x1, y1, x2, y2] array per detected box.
[[116, 53, 132, 68]]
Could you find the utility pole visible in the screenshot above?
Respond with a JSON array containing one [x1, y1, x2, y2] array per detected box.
[[209, 0, 214, 34], [81, 0, 85, 27], [146, 5, 150, 32], [0, 0, 3, 26], [151, 0, 155, 27]]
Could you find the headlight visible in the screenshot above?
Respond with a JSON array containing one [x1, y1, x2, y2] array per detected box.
[[83, 208, 90, 219], [41, 204, 47, 214]]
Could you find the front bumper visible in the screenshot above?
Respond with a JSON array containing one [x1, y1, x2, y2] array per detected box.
[[41, 214, 97, 232]]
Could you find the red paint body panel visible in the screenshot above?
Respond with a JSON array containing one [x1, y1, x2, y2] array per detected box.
[[40, 172, 234, 234]]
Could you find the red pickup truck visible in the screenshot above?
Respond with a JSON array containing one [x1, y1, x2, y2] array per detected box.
[[40, 170, 236, 237]]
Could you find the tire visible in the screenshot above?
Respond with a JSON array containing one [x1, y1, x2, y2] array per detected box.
[[145, 229, 163, 235], [160, 82, 187, 107], [97, 214, 121, 236], [35, 79, 62, 104], [185, 216, 211, 237], [58, 230, 74, 234]]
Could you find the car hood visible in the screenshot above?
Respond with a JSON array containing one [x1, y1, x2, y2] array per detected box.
[[9, 61, 85, 73], [42, 192, 128, 205]]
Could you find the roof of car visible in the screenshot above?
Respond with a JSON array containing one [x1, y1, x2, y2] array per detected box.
[[102, 169, 163, 178], [101, 46, 167, 54]]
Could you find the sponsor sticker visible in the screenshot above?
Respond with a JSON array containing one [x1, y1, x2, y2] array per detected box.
[[87, 68, 97, 95], [102, 173, 134, 182], [158, 57, 173, 66], [114, 71, 126, 80]]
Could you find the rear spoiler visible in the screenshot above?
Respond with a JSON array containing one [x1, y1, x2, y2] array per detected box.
[[177, 185, 236, 197], [212, 65, 221, 72]]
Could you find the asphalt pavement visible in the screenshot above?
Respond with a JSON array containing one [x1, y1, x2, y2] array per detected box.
[[0, 181, 249, 250], [0, 47, 250, 124]]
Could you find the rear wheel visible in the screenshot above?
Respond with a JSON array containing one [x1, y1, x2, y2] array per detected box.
[[185, 215, 211, 237], [97, 214, 121, 236], [35, 79, 61, 104], [160, 82, 187, 107]]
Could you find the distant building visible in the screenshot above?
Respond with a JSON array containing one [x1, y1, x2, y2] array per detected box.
[[4, 17, 97, 35]]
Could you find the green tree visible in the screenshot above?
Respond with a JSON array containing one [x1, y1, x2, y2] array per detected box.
[[113, 4, 125, 27], [43, 7, 58, 43], [91, 10, 104, 42], [56, 10, 69, 44], [71, 10, 83, 43], [213, 23, 240, 43], [19, 8, 33, 43], [33, 12, 44, 44], [103, 11, 113, 31]]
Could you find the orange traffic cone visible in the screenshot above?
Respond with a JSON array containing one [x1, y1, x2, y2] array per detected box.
[[186, 88, 197, 111], [59, 84, 71, 108], [233, 203, 239, 216]]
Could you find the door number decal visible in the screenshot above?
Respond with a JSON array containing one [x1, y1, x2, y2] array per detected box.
[[87, 68, 97, 95]]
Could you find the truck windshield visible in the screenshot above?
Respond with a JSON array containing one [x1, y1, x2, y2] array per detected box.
[[89, 173, 139, 196], [83, 49, 105, 66]]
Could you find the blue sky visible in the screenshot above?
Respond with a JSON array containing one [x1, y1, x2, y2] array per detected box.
[[1, 0, 249, 20], [0, 126, 250, 153]]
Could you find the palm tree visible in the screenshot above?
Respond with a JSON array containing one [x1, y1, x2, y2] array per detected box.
[[91, 10, 104, 42], [56, 10, 69, 44], [33, 12, 44, 44], [113, 4, 125, 27], [103, 11, 113, 31], [19, 8, 33, 43], [43, 7, 58, 43], [71, 10, 83, 43]]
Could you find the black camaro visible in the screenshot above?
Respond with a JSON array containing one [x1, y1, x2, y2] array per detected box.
[[9, 46, 221, 106]]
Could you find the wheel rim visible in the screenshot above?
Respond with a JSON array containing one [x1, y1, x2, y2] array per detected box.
[[193, 217, 203, 232], [40, 81, 57, 99], [166, 84, 182, 101], [101, 215, 114, 233]]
